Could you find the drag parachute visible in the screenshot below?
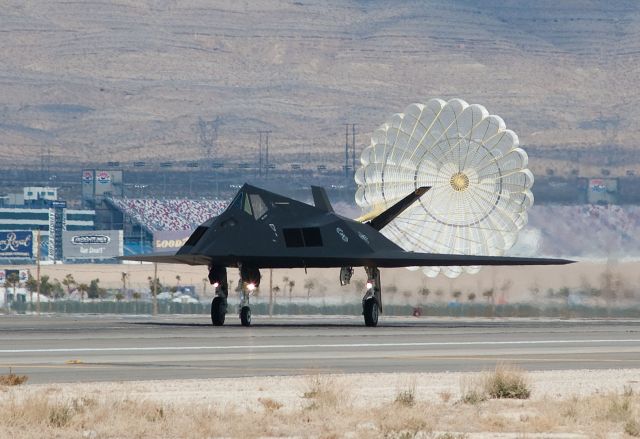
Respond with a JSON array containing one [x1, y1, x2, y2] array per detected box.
[[355, 98, 534, 278]]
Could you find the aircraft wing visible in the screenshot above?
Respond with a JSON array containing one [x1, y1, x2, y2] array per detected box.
[[355, 251, 574, 268], [119, 250, 573, 268], [118, 252, 210, 266]]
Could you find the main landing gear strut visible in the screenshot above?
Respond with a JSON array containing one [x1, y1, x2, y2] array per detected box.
[[209, 265, 260, 327], [209, 266, 228, 326], [341, 266, 382, 327], [362, 266, 382, 327]]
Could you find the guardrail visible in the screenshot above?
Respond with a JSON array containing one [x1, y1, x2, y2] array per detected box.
[[8, 301, 640, 318]]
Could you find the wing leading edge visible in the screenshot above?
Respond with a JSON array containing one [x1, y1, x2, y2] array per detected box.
[[119, 252, 210, 266], [120, 251, 573, 268]]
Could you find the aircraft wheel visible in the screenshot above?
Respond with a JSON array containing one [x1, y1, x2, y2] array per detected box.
[[211, 297, 226, 326], [240, 306, 252, 327], [363, 298, 379, 327]]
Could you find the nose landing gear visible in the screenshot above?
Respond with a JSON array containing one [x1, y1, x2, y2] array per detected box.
[[239, 304, 251, 326], [238, 266, 260, 327]]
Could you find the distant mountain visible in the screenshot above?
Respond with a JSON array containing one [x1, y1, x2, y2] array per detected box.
[[1, 1, 639, 175]]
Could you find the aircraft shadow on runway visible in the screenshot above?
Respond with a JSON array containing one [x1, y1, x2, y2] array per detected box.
[[124, 320, 613, 329]]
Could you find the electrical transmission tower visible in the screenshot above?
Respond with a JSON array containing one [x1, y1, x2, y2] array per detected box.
[[197, 117, 222, 162], [258, 130, 272, 177], [345, 123, 356, 180]]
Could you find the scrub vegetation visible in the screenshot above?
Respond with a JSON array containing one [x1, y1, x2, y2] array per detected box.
[[1, 372, 638, 438], [0, 369, 28, 386]]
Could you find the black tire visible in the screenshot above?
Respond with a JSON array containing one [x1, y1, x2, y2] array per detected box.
[[240, 306, 252, 327], [211, 297, 226, 326], [363, 298, 379, 327]]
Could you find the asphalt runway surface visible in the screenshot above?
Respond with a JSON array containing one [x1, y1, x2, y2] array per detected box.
[[1, 314, 639, 384]]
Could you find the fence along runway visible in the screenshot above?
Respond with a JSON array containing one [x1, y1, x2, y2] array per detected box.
[[1, 315, 639, 384]]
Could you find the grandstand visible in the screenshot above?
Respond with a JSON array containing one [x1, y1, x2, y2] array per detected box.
[[108, 198, 228, 232], [527, 204, 640, 258], [106, 198, 229, 255]]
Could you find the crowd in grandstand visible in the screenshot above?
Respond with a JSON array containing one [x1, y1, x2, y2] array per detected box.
[[110, 198, 228, 231], [528, 204, 640, 257]]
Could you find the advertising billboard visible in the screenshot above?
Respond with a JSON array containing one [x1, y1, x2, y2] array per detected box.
[[82, 169, 94, 201], [83, 169, 124, 200], [62, 230, 123, 260], [588, 178, 618, 204], [94, 170, 123, 197], [153, 230, 192, 251], [0, 231, 33, 258]]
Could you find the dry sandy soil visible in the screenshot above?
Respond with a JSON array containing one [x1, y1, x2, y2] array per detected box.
[[1, 368, 639, 438], [1, 1, 640, 175]]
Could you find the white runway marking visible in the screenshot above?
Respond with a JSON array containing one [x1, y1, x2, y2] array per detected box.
[[2, 339, 639, 354]]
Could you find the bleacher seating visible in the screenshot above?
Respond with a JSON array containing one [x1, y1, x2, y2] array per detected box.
[[109, 198, 228, 232], [528, 204, 640, 257]]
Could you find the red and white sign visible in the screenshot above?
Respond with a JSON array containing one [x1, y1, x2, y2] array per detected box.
[[82, 170, 94, 183], [96, 171, 111, 185]]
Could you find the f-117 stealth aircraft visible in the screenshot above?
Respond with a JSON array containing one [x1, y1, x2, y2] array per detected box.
[[123, 184, 573, 327]]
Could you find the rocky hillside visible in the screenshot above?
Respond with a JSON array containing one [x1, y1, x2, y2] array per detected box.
[[1, 0, 639, 175]]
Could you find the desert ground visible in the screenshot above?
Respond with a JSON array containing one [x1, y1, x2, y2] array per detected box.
[[1, 368, 639, 438], [2, 1, 640, 176]]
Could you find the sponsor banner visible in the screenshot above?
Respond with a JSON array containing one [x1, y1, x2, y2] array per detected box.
[[589, 178, 617, 193], [96, 170, 112, 185], [0, 231, 33, 258], [82, 170, 94, 184], [154, 230, 192, 251], [62, 230, 123, 259], [587, 178, 618, 204], [589, 179, 607, 193]]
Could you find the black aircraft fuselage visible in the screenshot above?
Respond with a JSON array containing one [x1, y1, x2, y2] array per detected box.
[[123, 184, 573, 327], [127, 183, 570, 269]]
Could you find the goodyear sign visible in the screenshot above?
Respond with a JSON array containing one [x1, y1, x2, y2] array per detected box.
[[154, 230, 192, 251], [0, 231, 33, 258], [62, 230, 122, 259]]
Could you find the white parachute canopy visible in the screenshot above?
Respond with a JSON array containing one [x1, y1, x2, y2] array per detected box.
[[355, 98, 534, 278]]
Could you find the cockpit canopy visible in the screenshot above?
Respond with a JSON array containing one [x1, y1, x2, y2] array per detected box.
[[228, 190, 269, 220]]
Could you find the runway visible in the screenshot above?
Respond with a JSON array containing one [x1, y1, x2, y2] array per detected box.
[[1, 314, 639, 384]]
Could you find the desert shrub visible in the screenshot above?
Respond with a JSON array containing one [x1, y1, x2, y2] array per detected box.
[[625, 418, 640, 437], [47, 402, 74, 427], [460, 388, 487, 405], [606, 393, 632, 422], [302, 374, 347, 409], [0, 371, 28, 386], [483, 363, 531, 399], [394, 389, 415, 407], [394, 379, 416, 407], [460, 375, 487, 405], [258, 397, 283, 412]]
